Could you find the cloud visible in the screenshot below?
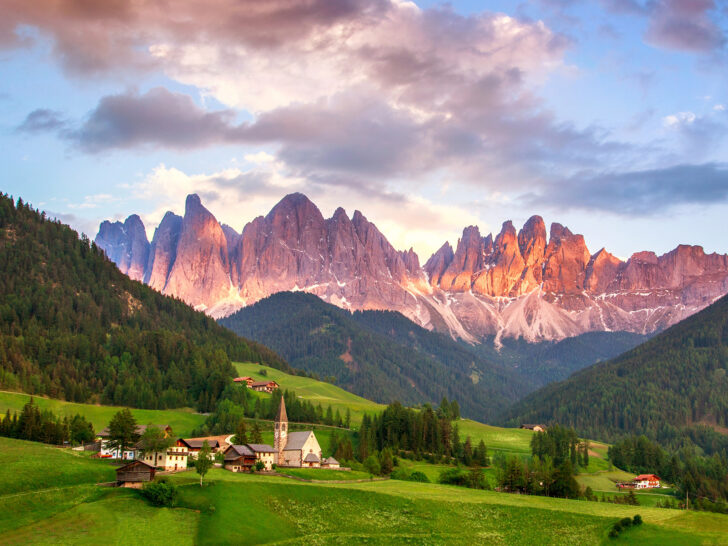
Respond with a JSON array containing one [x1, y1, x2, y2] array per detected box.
[[644, 0, 726, 52], [16, 109, 68, 133], [530, 163, 728, 214], [662, 109, 727, 156]]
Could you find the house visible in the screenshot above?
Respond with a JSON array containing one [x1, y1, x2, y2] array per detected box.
[[633, 474, 661, 489], [321, 457, 340, 469], [115, 460, 155, 488], [617, 474, 661, 490], [176, 438, 220, 459], [520, 424, 547, 432], [96, 424, 173, 460], [233, 376, 254, 387], [136, 445, 188, 471], [274, 398, 323, 467], [223, 443, 276, 471], [250, 380, 279, 393]]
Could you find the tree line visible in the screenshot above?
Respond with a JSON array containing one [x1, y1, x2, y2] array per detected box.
[[0, 399, 95, 446]]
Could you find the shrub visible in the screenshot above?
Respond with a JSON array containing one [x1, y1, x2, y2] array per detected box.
[[439, 468, 470, 487], [409, 471, 430, 483], [141, 478, 178, 507], [620, 517, 632, 528], [633, 515, 643, 525], [255, 460, 265, 471], [364, 455, 381, 476]]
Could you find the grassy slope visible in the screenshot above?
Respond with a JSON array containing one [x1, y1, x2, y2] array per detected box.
[[2, 437, 725, 544], [0, 391, 207, 437], [234, 362, 385, 424]]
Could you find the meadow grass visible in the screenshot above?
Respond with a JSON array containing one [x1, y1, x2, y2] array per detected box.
[[275, 467, 374, 481], [0, 391, 206, 437], [234, 362, 385, 424], [457, 419, 534, 455]]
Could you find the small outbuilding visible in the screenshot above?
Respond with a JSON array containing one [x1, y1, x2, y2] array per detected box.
[[321, 457, 340, 469], [520, 424, 547, 432], [250, 380, 279, 393], [303, 452, 320, 468], [116, 460, 155, 488]]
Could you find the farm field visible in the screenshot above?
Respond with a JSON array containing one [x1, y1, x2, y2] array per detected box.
[[234, 362, 385, 423], [4, 436, 726, 545]]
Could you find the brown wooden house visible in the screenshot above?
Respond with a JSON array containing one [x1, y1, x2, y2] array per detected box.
[[224, 444, 256, 472], [116, 460, 156, 488], [250, 380, 279, 393]]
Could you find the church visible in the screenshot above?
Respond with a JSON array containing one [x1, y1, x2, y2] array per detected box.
[[274, 397, 324, 467]]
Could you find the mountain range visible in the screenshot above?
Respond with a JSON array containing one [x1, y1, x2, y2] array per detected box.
[[95, 193, 728, 344]]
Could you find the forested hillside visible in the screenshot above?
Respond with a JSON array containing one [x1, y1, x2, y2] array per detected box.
[[219, 291, 532, 421], [501, 293, 728, 452], [0, 194, 287, 411]]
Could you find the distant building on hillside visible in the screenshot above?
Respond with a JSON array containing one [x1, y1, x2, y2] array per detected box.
[[250, 380, 279, 393], [135, 444, 188, 471], [617, 474, 661, 490], [321, 457, 340, 469], [520, 424, 547, 432], [274, 397, 322, 467], [233, 376, 254, 387]]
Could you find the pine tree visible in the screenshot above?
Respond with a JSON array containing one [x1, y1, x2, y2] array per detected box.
[[233, 419, 248, 444]]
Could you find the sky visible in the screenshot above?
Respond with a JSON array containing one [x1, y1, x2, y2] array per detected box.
[[1, 0, 727, 262]]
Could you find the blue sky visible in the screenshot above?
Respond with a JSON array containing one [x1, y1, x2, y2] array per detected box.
[[2, 0, 727, 261]]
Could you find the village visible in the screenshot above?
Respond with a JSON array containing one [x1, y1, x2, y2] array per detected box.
[[104, 397, 346, 488]]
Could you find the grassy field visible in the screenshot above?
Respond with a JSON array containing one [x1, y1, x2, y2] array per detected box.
[[234, 362, 385, 424], [0, 391, 206, 437], [275, 467, 374, 481], [2, 437, 726, 544]]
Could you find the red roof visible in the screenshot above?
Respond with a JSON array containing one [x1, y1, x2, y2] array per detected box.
[[634, 474, 660, 481], [233, 377, 253, 382]]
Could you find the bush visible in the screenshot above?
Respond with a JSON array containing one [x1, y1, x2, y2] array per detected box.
[[141, 478, 178, 507], [632, 515, 643, 525], [620, 517, 632, 528], [439, 468, 470, 487], [409, 471, 430, 483], [364, 455, 381, 476], [255, 460, 265, 471]]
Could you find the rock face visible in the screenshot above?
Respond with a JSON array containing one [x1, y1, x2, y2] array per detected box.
[[94, 215, 149, 281], [96, 193, 728, 344]]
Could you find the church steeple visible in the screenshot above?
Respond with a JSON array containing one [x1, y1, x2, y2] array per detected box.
[[274, 396, 288, 464]]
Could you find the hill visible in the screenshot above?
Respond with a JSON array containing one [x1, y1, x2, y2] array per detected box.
[[500, 293, 728, 451], [3, 436, 726, 544], [219, 291, 532, 421], [0, 194, 287, 412]]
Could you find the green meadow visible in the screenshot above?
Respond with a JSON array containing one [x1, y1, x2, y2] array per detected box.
[[3, 436, 726, 544]]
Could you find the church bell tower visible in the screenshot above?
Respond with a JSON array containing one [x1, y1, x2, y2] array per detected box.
[[274, 396, 288, 465]]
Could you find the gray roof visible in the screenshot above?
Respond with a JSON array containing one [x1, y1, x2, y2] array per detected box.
[[323, 457, 339, 465], [179, 439, 219, 449], [283, 431, 312, 451], [247, 443, 276, 453], [225, 445, 254, 460], [303, 452, 320, 463]]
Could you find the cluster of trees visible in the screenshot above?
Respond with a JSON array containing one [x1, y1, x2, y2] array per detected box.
[[0, 399, 95, 446], [0, 194, 288, 412], [502, 292, 728, 456], [493, 426, 591, 500], [191, 388, 351, 437], [609, 435, 728, 504], [357, 400, 486, 467], [220, 291, 530, 420]]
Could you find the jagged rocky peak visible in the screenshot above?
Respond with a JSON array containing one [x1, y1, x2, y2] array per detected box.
[[144, 211, 183, 289], [424, 242, 455, 286], [95, 193, 728, 343], [163, 194, 232, 309], [94, 214, 149, 282]]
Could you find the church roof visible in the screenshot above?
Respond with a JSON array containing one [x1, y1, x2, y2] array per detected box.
[[304, 452, 320, 463], [276, 397, 287, 423], [283, 431, 313, 451]]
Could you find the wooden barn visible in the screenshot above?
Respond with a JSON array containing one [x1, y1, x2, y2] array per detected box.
[[116, 460, 155, 488]]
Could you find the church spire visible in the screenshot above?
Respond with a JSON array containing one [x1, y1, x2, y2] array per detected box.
[[276, 396, 288, 423]]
